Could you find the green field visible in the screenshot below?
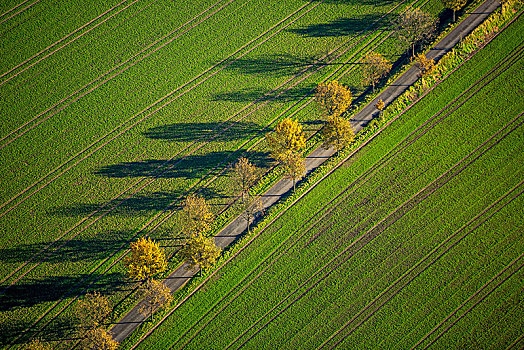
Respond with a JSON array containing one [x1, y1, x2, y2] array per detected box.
[[130, 15, 524, 349], [0, 0, 456, 347]]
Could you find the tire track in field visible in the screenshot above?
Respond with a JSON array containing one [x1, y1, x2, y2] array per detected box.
[[0, 0, 144, 85], [0, 0, 321, 289], [22, 0, 428, 344], [1, 0, 404, 291], [0, 0, 41, 25], [0, 0, 31, 18], [0, 0, 231, 147], [0, 0, 137, 82], [319, 179, 524, 349], [416, 253, 524, 349], [225, 111, 524, 350]]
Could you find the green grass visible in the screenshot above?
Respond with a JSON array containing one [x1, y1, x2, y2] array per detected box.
[[130, 15, 524, 350], [0, 0, 454, 347]]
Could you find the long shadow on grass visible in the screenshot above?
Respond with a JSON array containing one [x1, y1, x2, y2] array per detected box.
[[94, 151, 271, 180], [0, 318, 75, 347], [224, 54, 330, 77], [288, 13, 388, 37], [212, 85, 316, 103], [48, 188, 222, 217], [0, 273, 126, 312], [143, 121, 262, 143]]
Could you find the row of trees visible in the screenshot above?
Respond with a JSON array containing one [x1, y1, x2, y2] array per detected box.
[[65, 4, 466, 347]]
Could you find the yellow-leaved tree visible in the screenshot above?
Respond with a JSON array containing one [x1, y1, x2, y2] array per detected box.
[[266, 118, 306, 192], [182, 194, 214, 237], [281, 151, 306, 191], [232, 157, 259, 202], [321, 116, 354, 150], [315, 80, 352, 118], [80, 327, 118, 350], [124, 237, 167, 282], [139, 279, 172, 322], [414, 53, 436, 78], [360, 51, 392, 93], [179, 233, 221, 273], [266, 118, 306, 162]]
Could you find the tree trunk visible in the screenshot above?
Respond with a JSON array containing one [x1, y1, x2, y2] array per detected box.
[[372, 80, 375, 94], [453, 10, 456, 22]]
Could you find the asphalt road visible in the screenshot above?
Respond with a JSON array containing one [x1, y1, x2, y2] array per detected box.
[[110, 0, 500, 343]]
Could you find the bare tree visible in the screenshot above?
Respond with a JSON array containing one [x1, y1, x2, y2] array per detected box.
[[139, 279, 172, 322], [392, 7, 438, 57], [238, 195, 264, 234], [232, 157, 259, 202]]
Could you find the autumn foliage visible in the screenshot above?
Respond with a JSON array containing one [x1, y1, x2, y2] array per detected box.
[[321, 116, 355, 150], [179, 233, 221, 271], [124, 237, 167, 281], [183, 194, 214, 236], [266, 118, 306, 162], [361, 52, 392, 93], [315, 80, 352, 118]]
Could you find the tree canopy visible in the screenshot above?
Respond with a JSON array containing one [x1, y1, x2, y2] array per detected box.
[[232, 157, 259, 202], [414, 53, 437, 78], [392, 7, 438, 56], [315, 80, 352, 118], [139, 279, 172, 322], [124, 237, 167, 281], [179, 233, 221, 271], [321, 116, 355, 150], [266, 118, 306, 162], [182, 194, 214, 236], [361, 52, 392, 93], [76, 291, 111, 330], [281, 150, 306, 191]]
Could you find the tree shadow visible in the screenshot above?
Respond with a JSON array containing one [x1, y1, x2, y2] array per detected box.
[[0, 238, 128, 265], [0, 273, 125, 312], [143, 121, 262, 143], [212, 85, 316, 103], [223, 54, 327, 77], [0, 317, 75, 347], [94, 151, 271, 180], [288, 13, 387, 37], [48, 188, 222, 217]]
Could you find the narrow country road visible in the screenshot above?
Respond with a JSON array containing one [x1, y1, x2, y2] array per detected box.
[[110, 0, 500, 343]]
